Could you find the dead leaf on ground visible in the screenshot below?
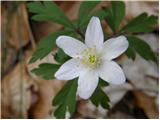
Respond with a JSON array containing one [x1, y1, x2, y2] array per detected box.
[[1, 49, 65, 119], [133, 90, 158, 119], [6, 2, 30, 50]]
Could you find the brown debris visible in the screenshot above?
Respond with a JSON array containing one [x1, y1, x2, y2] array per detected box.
[[4, 2, 30, 50], [133, 90, 158, 119], [1, 49, 65, 118]]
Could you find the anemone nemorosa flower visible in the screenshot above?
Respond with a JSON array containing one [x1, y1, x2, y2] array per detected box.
[[55, 16, 129, 99]]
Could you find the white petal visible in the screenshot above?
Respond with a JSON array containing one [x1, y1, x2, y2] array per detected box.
[[56, 36, 87, 58], [85, 17, 104, 52], [102, 35, 129, 60], [78, 70, 99, 99], [55, 58, 83, 80], [99, 60, 126, 85]]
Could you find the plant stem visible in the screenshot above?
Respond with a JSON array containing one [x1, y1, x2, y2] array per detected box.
[[76, 29, 85, 39]]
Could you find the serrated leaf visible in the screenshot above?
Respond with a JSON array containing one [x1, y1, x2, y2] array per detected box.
[[53, 79, 78, 119], [90, 86, 110, 109], [27, 1, 74, 28], [121, 13, 157, 33], [31, 63, 60, 80], [78, 1, 100, 27], [127, 36, 157, 63], [29, 30, 73, 64], [111, 1, 125, 29], [55, 48, 70, 64]]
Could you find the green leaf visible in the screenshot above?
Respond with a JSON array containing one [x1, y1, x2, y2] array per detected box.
[[111, 1, 125, 29], [78, 1, 100, 27], [127, 36, 157, 62], [94, 8, 108, 20], [102, 7, 115, 32], [79, 8, 107, 32], [102, 1, 125, 32], [53, 79, 78, 119], [125, 46, 136, 60], [99, 78, 109, 87], [29, 30, 73, 64], [55, 48, 70, 64], [27, 1, 74, 28], [90, 86, 110, 109], [54, 104, 66, 119], [31, 63, 60, 80], [121, 13, 158, 33]]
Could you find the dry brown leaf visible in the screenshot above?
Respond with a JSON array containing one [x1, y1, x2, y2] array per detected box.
[[1, 62, 35, 118], [1, 2, 32, 77], [73, 100, 107, 119], [1, 49, 65, 119], [28, 80, 64, 119], [6, 3, 30, 50], [1, 4, 18, 77], [126, 1, 158, 17], [133, 90, 158, 119]]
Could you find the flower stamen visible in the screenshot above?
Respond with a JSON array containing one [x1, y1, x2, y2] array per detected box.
[[80, 47, 100, 68]]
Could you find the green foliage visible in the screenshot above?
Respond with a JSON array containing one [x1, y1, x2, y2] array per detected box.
[[102, 7, 115, 32], [93, 9, 108, 20], [31, 63, 60, 80], [79, 8, 107, 33], [99, 78, 109, 87], [121, 13, 157, 33], [78, 1, 100, 27], [102, 1, 125, 32], [125, 47, 136, 60], [55, 48, 70, 64], [77, 1, 108, 32], [29, 30, 73, 64], [53, 79, 78, 118], [53, 78, 110, 119], [27, 1, 74, 28], [28, 1, 158, 118], [126, 36, 157, 62], [111, 1, 125, 29], [90, 85, 110, 109]]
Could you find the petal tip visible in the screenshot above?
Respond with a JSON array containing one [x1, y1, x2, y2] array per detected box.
[[90, 16, 100, 23], [56, 35, 68, 46], [116, 35, 129, 51], [54, 72, 59, 79], [56, 36, 63, 47], [121, 36, 129, 50], [113, 73, 126, 85], [78, 91, 90, 100]]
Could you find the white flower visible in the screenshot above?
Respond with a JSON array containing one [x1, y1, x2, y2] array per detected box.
[[55, 17, 129, 99]]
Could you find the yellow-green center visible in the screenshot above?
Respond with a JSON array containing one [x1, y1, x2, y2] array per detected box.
[[89, 55, 97, 64], [80, 47, 100, 68]]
